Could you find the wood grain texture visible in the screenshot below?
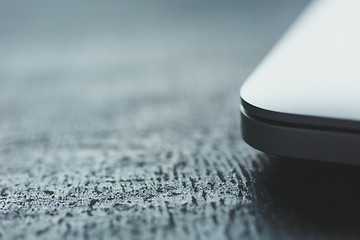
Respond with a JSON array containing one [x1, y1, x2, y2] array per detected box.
[[2, 0, 360, 239]]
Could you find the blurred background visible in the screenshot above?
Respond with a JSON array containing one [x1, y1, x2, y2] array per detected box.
[[0, 1, 308, 133], [11, 1, 360, 240]]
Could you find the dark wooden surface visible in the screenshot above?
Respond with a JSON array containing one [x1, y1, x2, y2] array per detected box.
[[2, 1, 360, 239]]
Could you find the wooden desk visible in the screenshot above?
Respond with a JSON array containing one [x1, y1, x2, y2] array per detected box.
[[3, 1, 359, 239]]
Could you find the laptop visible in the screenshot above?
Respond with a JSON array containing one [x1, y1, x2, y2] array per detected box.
[[240, 0, 360, 164]]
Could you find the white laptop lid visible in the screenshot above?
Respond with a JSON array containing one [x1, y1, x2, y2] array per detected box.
[[241, 0, 360, 130]]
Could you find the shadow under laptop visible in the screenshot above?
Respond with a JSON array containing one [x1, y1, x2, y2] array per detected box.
[[254, 154, 360, 236]]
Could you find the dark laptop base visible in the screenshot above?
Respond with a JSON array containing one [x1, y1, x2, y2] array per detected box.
[[241, 105, 360, 165]]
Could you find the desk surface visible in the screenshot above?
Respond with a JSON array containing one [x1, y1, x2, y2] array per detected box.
[[2, 1, 360, 239]]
